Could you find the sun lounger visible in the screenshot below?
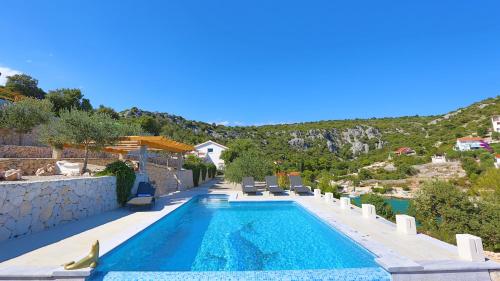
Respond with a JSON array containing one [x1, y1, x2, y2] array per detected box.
[[242, 177, 258, 194], [289, 175, 311, 194], [127, 182, 156, 209], [265, 176, 285, 194]]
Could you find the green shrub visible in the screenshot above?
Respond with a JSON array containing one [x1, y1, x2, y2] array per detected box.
[[97, 161, 136, 206], [207, 164, 217, 178], [224, 150, 273, 183], [358, 169, 373, 180], [361, 193, 395, 220], [183, 155, 205, 186], [408, 180, 499, 251], [372, 186, 393, 194], [200, 163, 207, 181], [183, 163, 201, 187]]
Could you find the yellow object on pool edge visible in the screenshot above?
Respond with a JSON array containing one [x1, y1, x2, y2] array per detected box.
[[64, 240, 99, 270]]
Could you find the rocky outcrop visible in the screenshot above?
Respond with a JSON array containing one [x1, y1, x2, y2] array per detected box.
[[119, 108, 386, 156], [35, 164, 56, 176], [4, 169, 22, 181], [284, 126, 384, 156]]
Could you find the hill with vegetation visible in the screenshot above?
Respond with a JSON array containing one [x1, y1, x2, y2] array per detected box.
[[119, 96, 500, 173]]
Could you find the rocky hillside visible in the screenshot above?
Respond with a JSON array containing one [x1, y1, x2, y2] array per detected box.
[[120, 96, 500, 165]]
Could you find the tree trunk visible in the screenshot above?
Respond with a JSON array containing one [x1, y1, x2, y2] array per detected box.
[[52, 146, 63, 160], [18, 131, 23, 146], [82, 146, 89, 175]]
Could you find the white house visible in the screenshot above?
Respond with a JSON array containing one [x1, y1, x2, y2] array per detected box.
[[455, 137, 484, 151], [194, 140, 228, 169], [431, 154, 447, 164], [492, 116, 500, 133], [495, 155, 500, 169]]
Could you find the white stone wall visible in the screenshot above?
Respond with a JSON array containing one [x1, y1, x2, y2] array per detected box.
[[0, 176, 118, 241], [178, 170, 194, 190]]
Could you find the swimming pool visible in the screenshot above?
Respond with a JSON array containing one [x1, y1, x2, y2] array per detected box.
[[92, 195, 390, 280]]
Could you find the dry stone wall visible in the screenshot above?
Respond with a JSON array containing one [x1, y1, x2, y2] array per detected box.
[[0, 176, 118, 241], [0, 145, 113, 159], [0, 158, 116, 175]]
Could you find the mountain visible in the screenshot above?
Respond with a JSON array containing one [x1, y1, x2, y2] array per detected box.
[[120, 96, 500, 171]]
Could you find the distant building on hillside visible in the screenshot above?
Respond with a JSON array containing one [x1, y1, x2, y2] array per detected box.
[[394, 147, 415, 156], [431, 154, 447, 164], [455, 137, 484, 151], [492, 116, 500, 133], [194, 140, 228, 169], [495, 155, 500, 169]]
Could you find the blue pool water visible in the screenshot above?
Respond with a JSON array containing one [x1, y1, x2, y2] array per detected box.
[[93, 195, 388, 279]]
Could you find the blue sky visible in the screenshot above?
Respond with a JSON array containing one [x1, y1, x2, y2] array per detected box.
[[1, 0, 499, 125]]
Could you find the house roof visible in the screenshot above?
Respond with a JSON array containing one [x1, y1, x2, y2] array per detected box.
[[194, 140, 228, 150], [395, 147, 413, 154], [457, 137, 483, 142]]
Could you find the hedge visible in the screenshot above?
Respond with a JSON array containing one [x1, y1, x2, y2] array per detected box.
[[200, 163, 207, 181], [96, 161, 136, 206], [183, 163, 201, 187]]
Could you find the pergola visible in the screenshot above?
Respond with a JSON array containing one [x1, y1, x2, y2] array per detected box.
[[64, 136, 194, 174], [104, 136, 194, 155], [104, 136, 194, 173]]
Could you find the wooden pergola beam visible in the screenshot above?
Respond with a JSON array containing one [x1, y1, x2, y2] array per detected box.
[[65, 136, 193, 154]]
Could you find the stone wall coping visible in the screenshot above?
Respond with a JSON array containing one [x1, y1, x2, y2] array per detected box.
[[0, 175, 115, 185], [0, 158, 112, 161]]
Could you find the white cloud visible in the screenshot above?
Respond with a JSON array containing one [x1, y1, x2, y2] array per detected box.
[[210, 120, 244, 126], [0, 66, 22, 86]]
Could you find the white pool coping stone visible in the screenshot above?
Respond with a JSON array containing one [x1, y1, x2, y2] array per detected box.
[[232, 191, 500, 276]]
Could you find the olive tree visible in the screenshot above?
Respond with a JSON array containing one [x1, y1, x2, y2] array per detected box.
[[0, 98, 53, 144], [45, 110, 122, 173], [38, 117, 68, 159], [224, 150, 273, 183]]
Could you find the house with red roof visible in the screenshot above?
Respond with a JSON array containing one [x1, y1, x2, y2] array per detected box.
[[455, 137, 484, 151], [394, 147, 415, 156]]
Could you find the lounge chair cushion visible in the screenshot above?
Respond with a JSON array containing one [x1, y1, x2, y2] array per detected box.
[[137, 193, 151, 197], [127, 196, 153, 205]]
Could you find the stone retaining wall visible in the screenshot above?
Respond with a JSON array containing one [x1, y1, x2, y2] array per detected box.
[[0, 128, 40, 146], [0, 176, 118, 241], [0, 158, 116, 175], [0, 145, 113, 159], [147, 163, 179, 195], [178, 170, 194, 190]]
